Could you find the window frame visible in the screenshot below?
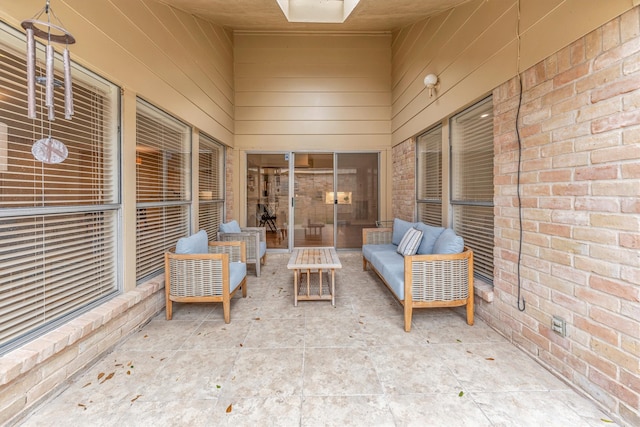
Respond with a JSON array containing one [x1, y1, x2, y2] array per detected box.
[[135, 99, 192, 283], [415, 96, 494, 283], [198, 133, 225, 239], [0, 22, 122, 354]]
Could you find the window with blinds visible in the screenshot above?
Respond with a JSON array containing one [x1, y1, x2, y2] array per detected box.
[[0, 24, 121, 353], [416, 125, 443, 226], [198, 134, 225, 239], [136, 100, 191, 282], [450, 96, 494, 282]]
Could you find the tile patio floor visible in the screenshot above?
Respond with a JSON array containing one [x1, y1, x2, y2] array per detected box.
[[19, 252, 617, 426]]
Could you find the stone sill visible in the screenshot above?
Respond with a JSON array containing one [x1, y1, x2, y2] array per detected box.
[[474, 277, 493, 303]]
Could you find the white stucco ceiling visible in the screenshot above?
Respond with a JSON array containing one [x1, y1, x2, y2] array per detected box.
[[158, 0, 472, 32]]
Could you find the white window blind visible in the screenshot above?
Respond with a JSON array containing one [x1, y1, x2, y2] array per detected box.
[[198, 133, 224, 239], [136, 100, 191, 282], [416, 125, 442, 225], [0, 24, 120, 352], [451, 96, 494, 281]]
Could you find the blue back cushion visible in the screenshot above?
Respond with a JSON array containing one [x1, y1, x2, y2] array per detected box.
[[220, 220, 242, 233], [176, 230, 208, 254], [392, 218, 418, 245], [414, 223, 445, 255], [432, 228, 464, 254]]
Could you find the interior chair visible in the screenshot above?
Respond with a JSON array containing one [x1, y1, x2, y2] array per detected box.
[[258, 204, 278, 232], [218, 220, 267, 276], [164, 230, 247, 323]]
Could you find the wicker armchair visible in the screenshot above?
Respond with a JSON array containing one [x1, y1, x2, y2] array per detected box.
[[219, 226, 267, 276], [164, 241, 247, 323], [362, 227, 474, 331]]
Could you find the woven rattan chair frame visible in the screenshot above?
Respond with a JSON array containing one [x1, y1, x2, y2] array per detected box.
[[219, 226, 267, 276], [362, 227, 474, 332], [164, 240, 247, 323]]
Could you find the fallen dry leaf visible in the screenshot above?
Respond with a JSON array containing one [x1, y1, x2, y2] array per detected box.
[[82, 382, 91, 388], [97, 372, 105, 380], [486, 357, 495, 361], [131, 394, 142, 403], [226, 404, 233, 413], [127, 371, 131, 375], [100, 372, 115, 384]]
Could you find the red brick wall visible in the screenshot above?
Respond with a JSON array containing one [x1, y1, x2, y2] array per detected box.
[[481, 7, 640, 425], [392, 140, 416, 221]]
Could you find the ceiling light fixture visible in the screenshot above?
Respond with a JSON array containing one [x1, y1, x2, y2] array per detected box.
[[423, 73, 438, 97]]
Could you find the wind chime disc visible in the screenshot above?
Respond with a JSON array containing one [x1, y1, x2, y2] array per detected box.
[[32, 137, 68, 164]]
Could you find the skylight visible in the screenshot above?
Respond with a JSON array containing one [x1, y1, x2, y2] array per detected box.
[[276, 0, 360, 24]]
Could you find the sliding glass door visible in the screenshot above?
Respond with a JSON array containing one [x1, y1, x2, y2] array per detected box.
[[246, 152, 379, 250], [246, 153, 289, 250], [335, 153, 378, 248], [293, 153, 334, 247]]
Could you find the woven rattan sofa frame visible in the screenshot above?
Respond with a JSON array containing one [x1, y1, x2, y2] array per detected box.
[[164, 240, 247, 323], [362, 227, 474, 332], [219, 226, 266, 276]]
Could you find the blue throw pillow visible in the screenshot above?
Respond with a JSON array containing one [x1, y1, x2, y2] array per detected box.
[[220, 220, 242, 233], [175, 229, 208, 254], [414, 223, 445, 255], [432, 228, 464, 254], [392, 218, 419, 246]]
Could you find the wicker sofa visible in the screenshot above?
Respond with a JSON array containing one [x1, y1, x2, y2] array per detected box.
[[362, 219, 474, 332]]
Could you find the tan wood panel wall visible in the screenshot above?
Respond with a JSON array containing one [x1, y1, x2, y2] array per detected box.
[[0, 0, 235, 144], [391, 0, 635, 145], [234, 32, 392, 151]]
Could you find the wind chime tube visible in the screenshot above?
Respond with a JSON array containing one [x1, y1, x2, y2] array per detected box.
[[26, 28, 36, 119], [45, 44, 54, 107], [45, 44, 55, 120], [63, 48, 73, 119]]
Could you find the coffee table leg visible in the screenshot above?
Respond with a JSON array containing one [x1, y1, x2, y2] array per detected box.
[[294, 268, 298, 306], [331, 268, 335, 306]]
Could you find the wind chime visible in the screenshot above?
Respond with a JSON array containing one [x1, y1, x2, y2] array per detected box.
[[21, 0, 75, 164]]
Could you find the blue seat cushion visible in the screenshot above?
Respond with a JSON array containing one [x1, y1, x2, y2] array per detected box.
[[363, 244, 396, 262], [229, 262, 247, 292], [175, 230, 208, 254], [220, 220, 242, 233], [380, 255, 405, 300], [433, 228, 464, 254], [259, 241, 267, 258]]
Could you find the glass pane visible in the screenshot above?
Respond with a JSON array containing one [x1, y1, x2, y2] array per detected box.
[[453, 205, 494, 282], [199, 134, 224, 237], [451, 97, 494, 202], [416, 125, 442, 203], [135, 100, 191, 282], [335, 153, 378, 249], [247, 153, 289, 249], [294, 153, 333, 247]]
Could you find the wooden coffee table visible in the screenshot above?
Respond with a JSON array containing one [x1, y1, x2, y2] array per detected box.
[[287, 247, 342, 306]]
